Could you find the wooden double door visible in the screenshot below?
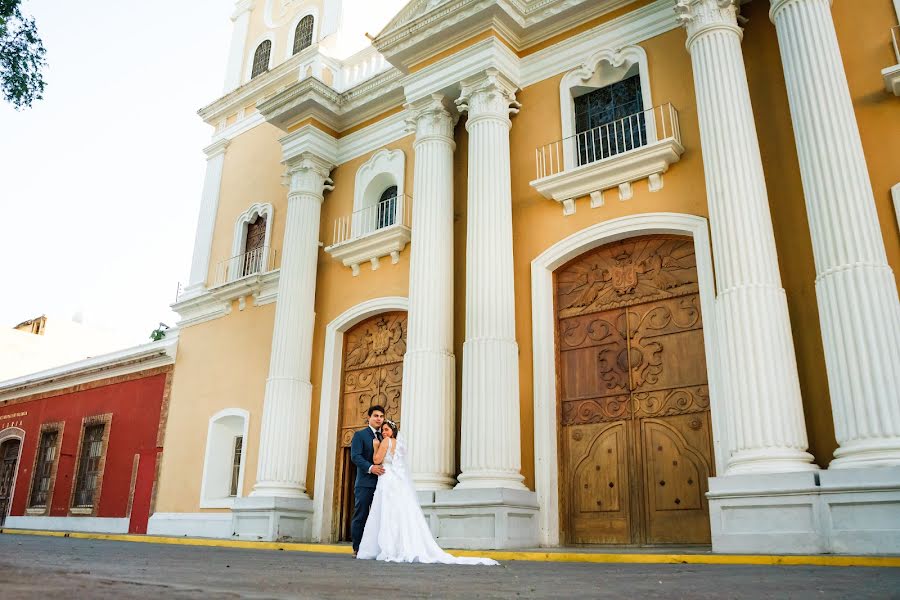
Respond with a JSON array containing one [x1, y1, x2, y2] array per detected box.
[[334, 312, 406, 542], [0, 439, 21, 527], [556, 235, 714, 545]]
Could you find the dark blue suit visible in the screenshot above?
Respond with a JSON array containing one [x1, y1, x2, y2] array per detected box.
[[350, 426, 380, 551]]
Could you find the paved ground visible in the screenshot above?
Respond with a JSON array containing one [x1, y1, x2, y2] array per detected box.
[[1, 534, 898, 599]]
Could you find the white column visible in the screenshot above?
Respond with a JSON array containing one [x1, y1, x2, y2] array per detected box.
[[455, 69, 526, 490], [402, 94, 458, 490], [675, 0, 816, 474], [223, 0, 255, 93], [251, 153, 333, 498], [184, 139, 230, 297], [770, 0, 900, 468]]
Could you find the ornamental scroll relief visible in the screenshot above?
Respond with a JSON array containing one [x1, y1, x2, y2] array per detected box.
[[556, 235, 698, 318]]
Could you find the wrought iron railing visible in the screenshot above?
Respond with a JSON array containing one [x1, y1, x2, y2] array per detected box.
[[213, 245, 277, 287], [330, 194, 412, 246], [534, 103, 681, 180]]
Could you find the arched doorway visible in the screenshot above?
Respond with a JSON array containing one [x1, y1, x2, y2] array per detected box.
[[555, 234, 714, 545], [333, 311, 406, 541], [0, 437, 22, 527]]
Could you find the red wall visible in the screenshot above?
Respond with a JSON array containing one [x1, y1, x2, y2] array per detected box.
[[0, 372, 167, 532]]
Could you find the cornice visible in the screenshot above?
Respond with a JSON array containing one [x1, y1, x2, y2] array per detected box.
[[375, 0, 640, 70]]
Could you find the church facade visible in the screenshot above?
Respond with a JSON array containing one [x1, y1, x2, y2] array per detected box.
[[148, 0, 900, 554]]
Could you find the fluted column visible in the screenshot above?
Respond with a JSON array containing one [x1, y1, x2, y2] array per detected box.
[[402, 94, 458, 490], [770, 0, 900, 468], [184, 140, 230, 297], [675, 0, 816, 474], [454, 69, 526, 490], [223, 0, 255, 93], [251, 153, 334, 498]]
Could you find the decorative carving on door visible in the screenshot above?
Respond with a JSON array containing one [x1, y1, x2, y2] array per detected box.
[[556, 235, 713, 545]]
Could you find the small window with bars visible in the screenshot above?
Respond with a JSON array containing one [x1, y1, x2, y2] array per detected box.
[[29, 429, 59, 508], [293, 15, 314, 55], [251, 40, 272, 79], [229, 436, 243, 497], [72, 424, 106, 508], [376, 186, 398, 230]]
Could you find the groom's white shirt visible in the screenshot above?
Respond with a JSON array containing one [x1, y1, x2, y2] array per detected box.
[[367, 425, 379, 474]]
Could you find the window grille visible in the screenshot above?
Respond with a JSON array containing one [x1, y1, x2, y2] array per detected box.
[[229, 436, 243, 497], [251, 40, 272, 79], [574, 74, 646, 166], [376, 186, 398, 230], [72, 424, 105, 508], [29, 430, 58, 507], [293, 15, 314, 55]]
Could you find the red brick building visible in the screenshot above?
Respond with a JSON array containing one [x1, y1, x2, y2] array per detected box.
[[0, 335, 176, 534]]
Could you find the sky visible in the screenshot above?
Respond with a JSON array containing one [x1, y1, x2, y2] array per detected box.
[[0, 0, 234, 344]]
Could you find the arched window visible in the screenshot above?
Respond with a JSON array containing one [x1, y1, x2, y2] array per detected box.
[[242, 214, 267, 277], [376, 186, 398, 230], [199, 409, 249, 508], [251, 40, 271, 79], [293, 15, 314, 55]]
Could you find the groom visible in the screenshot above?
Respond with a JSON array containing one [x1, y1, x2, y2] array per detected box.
[[350, 404, 385, 556]]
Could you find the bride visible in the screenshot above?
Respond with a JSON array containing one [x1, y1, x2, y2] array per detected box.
[[356, 419, 498, 565]]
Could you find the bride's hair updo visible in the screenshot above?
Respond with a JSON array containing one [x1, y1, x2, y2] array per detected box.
[[383, 419, 399, 435]]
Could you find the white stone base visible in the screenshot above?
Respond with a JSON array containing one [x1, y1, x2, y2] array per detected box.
[[4, 516, 130, 534], [147, 512, 233, 538], [420, 487, 539, 550], [708, 467, 900, 554], [231, 496, 314, 542]]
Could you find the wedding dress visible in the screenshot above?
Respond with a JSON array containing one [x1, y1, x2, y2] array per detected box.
[[357, 436, 498, 565]]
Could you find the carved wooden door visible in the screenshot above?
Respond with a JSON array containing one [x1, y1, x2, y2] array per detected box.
[[334, 312, 406, 541], [0, 439, 20, 527], [556, 235, 713, 545]]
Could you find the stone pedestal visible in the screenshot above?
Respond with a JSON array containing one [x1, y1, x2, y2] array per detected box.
[[419, 488, 539, 550], [231, 496, 315, 542]]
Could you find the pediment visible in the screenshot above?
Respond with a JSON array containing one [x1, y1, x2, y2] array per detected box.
[[378, 0, 454, 38]]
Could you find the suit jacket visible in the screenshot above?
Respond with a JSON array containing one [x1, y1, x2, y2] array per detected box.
[[351, 427, 379, 489]]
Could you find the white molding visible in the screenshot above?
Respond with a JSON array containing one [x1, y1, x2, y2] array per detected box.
[[311, 296, 409, 542], [324, 222, 411, 275], [338, 111, 411, 163], [172, 270, 281, 328], [530, 212, 724, 547], [285, 8, 320, 61], [280, 124, 340, 165], [0, 427, 24, 525], [231, 202, 274, 262], [147, 512, 233, 538], [893, 183, 900, 232], [0, 335, 178, 400], [4, 516, 130, 534], [199, 408, 250, 509], [531, 138, 684, 215], [883, 63, 900, 96], [353, 149, 405, 214], [558, 45, 655, 171]]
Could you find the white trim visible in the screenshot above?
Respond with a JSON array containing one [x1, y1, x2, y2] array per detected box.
[[231, 202, 274, 261], [172, 270, 281, 328], [530, 212, 724, 547], [0, 334, 178, 400], [892, 183, 900, 232], [337, 111, 410, 164], [559, 45, 655, 171], [311, 296, 409, 542], [245, 33, 276, 84], [199, 408, 250, 509], [4, 515, 130, 534], [285, 9, 320, 61], [147, 512, 233, 538], [0, 427, 25, 525], [353, 149, 405, 215]]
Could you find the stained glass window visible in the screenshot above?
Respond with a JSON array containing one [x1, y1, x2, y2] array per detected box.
[[573, 74, 646, 166], [293, 15, 314, 55], [251, 40, 271, 79]]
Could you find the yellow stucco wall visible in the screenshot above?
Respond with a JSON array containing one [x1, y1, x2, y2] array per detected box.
[[161, 1, 900, 514]]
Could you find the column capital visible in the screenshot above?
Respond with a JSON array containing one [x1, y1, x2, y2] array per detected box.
[[405, 93, 458, 146], [675, 0, 744, 47], [456, 68, 521, 127], [284, 152, 334, 199], [203, 139, 231, 159], [769, 0, 832, 22]]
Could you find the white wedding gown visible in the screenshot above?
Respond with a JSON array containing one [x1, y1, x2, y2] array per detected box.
[[357, 437, 498, 565]]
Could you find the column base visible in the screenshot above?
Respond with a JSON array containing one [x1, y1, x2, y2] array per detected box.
[[455, 470, 527, 491], [725, 447, 818, 475], [829, 439, 900, 469], [418, 487, 539, 550], [231, 496, 314, 542], [707, 468, 900, 554], [412, 474, 457, 490]]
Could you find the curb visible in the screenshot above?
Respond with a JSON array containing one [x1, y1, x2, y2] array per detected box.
[[2, 528, 899, 567]]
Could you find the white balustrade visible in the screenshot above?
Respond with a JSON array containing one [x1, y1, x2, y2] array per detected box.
[[330, 194, 412, 246], [213, 246, 277, 286]]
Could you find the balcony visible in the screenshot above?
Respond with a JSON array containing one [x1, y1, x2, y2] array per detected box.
[[530, 103, 684, 215], [325, 195, 412, 276], [882, 26, 900, 96], [213, 246, 277, 287]]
